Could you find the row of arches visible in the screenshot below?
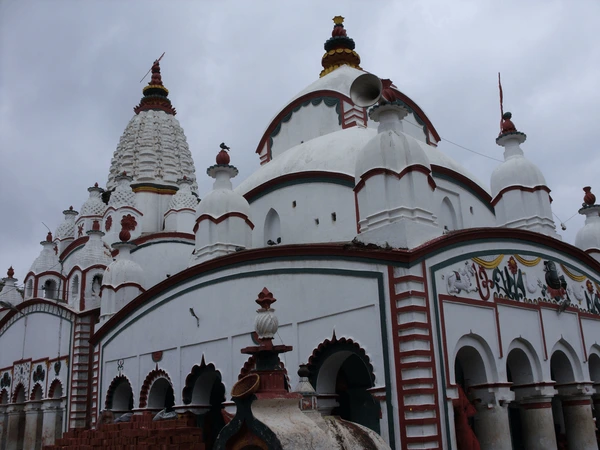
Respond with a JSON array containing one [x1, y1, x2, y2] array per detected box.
[[453, 334, 600, 449], [0, 379, 63, 405], [104, 336, 381, 434]]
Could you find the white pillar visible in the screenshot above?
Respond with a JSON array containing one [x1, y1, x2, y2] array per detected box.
[[5, 404, 24, 450], [471, 385, 514, 450], [473, 403, 512, 450], [520, 398, 558, 450], [562, 396, 598, 450], [40, 399, 63, 447], [0, 405, 8, 450], [23, 401, 42, 450]]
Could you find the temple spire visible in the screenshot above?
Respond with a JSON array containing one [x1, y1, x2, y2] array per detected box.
[[320, 16, 362, 78], [134, 58, 177, 115]]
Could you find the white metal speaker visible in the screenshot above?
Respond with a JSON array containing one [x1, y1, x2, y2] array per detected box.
[[349, 73, 383, 108]]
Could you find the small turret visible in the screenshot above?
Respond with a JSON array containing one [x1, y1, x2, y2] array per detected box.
[[100, 217, 145, 325], [575, 186, 600, 261], [0, 267, 23, 315], [164, 176, 198, 232], [353, 92, 440, 249], [54, 206, 79, 253], [491, 112, 559, 238], [76, 183, 107, 236], [189, 145, 253, 266]]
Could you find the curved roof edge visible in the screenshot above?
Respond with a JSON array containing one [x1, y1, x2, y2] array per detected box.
[[255, 88, 441, 161], [90, 228, 600, 345], [0, 300, 98, 331]]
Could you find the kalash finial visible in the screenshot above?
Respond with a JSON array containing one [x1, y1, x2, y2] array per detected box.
[[320, 16, 361, 77], [216, 142, 231, 165], [7, 266, 14, 278], [583, 187, 597, 207]]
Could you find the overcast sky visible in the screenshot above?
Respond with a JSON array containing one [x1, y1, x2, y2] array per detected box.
[[1, 0, 599, 284]]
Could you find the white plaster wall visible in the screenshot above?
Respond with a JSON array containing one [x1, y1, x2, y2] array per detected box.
[[432, 179, 496, 230], [271, 104, 341, 159], [249, 182, 356, 247], [0, 314, 73, 369], [130, 241, 193, 288], [99, 261, 387, 408]]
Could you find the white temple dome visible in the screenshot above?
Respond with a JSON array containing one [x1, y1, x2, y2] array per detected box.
[[490, 154, 547, 198], [236, 126, 487, 196], [197, 187, 250, 219], [102, 249, 143, 289], [355, 117, 431, 182]]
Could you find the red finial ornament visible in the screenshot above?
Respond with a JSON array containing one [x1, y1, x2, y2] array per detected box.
[[216, 150, 230, 165], [583, 186, 596, 206], [148, 59, 164, 87], [69, 206, 73, 211], [255, 287, 276, 310], [92, 220, 101, 231], [7, 266, 14, 278], [46, 231, 53, 242], [380, 79, 400, 103], [119, 214, 137, 242], [94, 182, 99, 188]]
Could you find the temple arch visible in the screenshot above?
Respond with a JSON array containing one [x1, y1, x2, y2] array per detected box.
[[264, 208, 281, 246], [182, 359, 227, 448], [12, 383, 26, 404], [550, 339, 582, 383], [139, 369, 174, 410], [105, 375, 134, 416], [453, 333, 498, 388], [30, 383, 43, 401], [0, 389, 8, 404], [48, 379, 64, 399], [440, 196, 458, 231], [307, 333, 380, 433]]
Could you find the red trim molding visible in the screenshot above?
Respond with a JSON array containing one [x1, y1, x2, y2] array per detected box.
[[60, 236, 89, 261], [522, 401, 553, 409], [132, 232, 195, 246], [491, 185, 551, 207], [100, 282, 145, 295], [193, 212, 254, 233], [90, 227, 600, 344], [430, 164, 492, 205], [562, 399, 592, 407], [243, 171, 355, 203], [355, 165, 436, 193]]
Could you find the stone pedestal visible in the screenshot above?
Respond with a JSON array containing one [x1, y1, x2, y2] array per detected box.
[[41, 400, 63, 446], [0, 405, 8, 450], [562, 397, 598, 450], [6, 404, 25, 450], [23, 401, 42, 450], [471, 385, 514, 450], [520, 398, 558, 450]]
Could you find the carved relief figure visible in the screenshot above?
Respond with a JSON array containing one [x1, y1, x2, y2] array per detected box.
[[444, 261, 478, 295]]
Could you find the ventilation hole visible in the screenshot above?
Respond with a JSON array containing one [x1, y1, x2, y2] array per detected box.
[[470, 206, 474, 214], [331, 212, 337, 222], [315, 218, 319, 225], [292, 201, 296, 208]]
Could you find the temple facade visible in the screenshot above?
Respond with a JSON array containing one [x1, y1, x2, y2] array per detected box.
[[1, 16, 600, 450]]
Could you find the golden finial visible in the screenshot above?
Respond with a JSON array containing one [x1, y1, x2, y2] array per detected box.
[[333, 15, 345, 25]]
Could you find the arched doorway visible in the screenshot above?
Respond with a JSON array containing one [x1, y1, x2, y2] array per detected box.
[[11, 384, 26, 450], [506, 346, 536, 450], [550, 349, 576, 444], [264, 209, 281, 246], [105, 376, 134, 417], [307, 334, 380, 433], [182, 360, 226, 448], [147, 378, 174, 410]]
